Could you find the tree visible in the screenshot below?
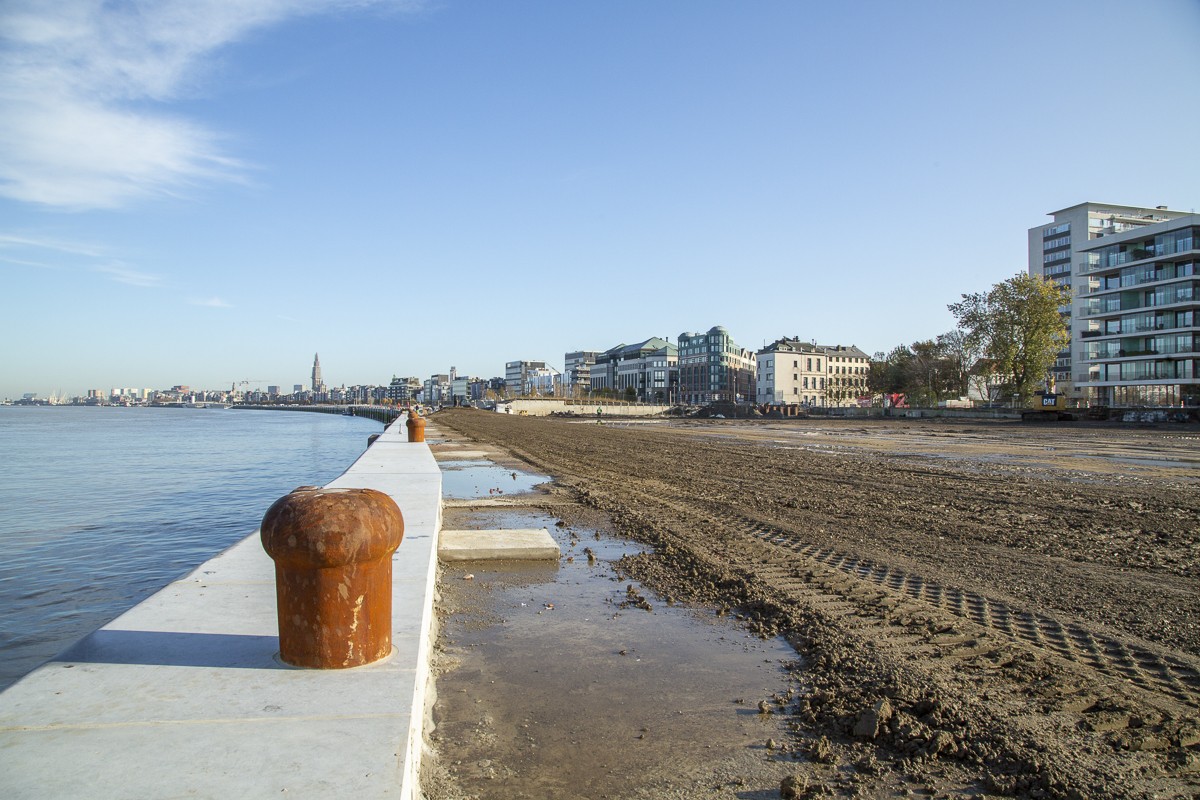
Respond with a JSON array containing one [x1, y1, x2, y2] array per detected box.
[[935, 328, 979, 400], [948, 273, 1069, 404]]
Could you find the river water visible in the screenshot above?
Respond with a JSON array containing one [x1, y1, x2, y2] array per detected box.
[[0, 406, 380, 690]]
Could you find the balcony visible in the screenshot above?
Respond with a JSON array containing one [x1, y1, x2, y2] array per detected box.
[[1081, 248, 1157, 273]]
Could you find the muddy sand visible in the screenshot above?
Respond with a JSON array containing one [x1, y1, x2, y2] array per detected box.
[[427, 411, 1200, 799]]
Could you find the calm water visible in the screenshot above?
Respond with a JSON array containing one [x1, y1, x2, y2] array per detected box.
[[0, 406, 380, 690]]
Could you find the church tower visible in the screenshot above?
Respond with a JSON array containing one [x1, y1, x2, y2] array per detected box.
[[311, 353, 323, 392]]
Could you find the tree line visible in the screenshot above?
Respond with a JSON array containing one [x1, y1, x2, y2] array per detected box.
[[870, 273, 1070, 407]]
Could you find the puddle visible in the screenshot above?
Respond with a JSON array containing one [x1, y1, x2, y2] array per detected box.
[[432, 507, 799, 799], [1080, 454, 1199, 469], [438, 461, 549, 499]]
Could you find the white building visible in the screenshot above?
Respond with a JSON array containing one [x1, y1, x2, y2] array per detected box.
[[1073, 214, 1199, 408], [756, 339, 871, 407], [1027, 203, 1192, 402], [504, 360, 561, 396], [563, 351, 600, 397]]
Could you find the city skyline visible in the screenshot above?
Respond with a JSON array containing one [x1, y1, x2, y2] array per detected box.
[[2, 1, 1199, 400]]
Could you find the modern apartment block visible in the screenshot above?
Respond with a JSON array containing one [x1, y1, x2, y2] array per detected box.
[[1027, 203, 1192, 401], [1074, 214, 1199, 407], [423, 374, 451, 406], [387, 376, 421, 404], [504, 360, 560, 396], [504, 361, 544, 396], [756, 339, 871, 407], [589, 338, 678, 402], [677, 326, 756, 405], [563, 351, 600, 397]]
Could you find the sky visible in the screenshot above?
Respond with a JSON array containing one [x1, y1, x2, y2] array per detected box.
[[2, 0, 1199, 399]]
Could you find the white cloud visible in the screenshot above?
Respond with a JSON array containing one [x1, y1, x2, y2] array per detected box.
[[0, 232, 107, 257], [95, 264, 163, 287], [0, 230, 109, 270], [190, 296, 233, 308], [0, 1, 420, 210], [0, 255, 59, 270]]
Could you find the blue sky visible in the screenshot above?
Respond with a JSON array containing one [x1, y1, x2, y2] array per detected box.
[[3, 0, 1198, 399]]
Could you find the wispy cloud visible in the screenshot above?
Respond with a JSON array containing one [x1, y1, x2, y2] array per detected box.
[[0, 232, 107, 257], [0, 1, 421, 210], [95, 264, 163, 287], [190, 296, 233, 308], [0, 255, 60, 270]]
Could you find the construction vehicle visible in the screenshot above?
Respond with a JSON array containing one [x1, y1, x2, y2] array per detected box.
[[1021, 391, 1076, 421]]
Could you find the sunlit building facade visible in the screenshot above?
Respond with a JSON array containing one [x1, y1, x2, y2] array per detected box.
[[677, 326, 756, 405], [1075, 215, 1199, 408], [1027, 203, 1191, 403]]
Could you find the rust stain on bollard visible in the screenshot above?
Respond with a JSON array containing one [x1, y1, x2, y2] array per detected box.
[[406, 407, 426, 443], [260, 487, 404, 669]]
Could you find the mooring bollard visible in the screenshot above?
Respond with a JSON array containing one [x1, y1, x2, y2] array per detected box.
[[260, 486, 404, 669], [405, 407, 426, 442]]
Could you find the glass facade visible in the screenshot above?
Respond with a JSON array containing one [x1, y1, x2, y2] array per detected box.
[[1076, 217, 1199, 407], [678, 327, 756, 404]]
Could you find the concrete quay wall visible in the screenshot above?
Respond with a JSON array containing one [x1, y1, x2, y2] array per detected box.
[[236, 403, 405, 426], [497, 398, 672, 417], [0, 415, 442, 799]]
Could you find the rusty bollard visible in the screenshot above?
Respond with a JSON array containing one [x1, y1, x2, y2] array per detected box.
[[260, 487, 404, 668], [405, 408, 426, 442]]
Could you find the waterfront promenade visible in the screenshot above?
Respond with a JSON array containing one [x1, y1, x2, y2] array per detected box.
[[0, 416, 441, 798]]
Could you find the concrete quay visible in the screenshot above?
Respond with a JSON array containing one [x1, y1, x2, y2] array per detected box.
[[0, 415, 443, 799]]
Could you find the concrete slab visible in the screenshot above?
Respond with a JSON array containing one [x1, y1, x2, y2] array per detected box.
[[433, 449, 489, 459], [439, 528, 561, 562]]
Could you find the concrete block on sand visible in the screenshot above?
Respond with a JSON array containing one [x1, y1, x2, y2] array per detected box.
[[439, 529, 560, 561]]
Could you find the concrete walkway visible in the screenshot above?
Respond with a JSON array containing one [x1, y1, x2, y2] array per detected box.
[[0, 416, 442, 799]]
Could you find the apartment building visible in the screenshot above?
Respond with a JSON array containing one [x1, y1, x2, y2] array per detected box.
[[1028, 203, 1192, 401], [1074, 214, 1199, 407], [563, 351, 600, 397], [589, 338, 677, 402], [756, 339, 872, 407], [387, 376, 421, 404], [504, 361, 544, 396], [423, 374, 451, 406], [677, 326, 756, 405], [504, 360, 562, 396]]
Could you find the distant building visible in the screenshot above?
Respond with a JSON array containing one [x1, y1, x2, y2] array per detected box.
[[311, 353, 325, 394], [589, 338, 677, 402], [424, 374, 451, 406], [677, 326, 756, 405], [563, 351, 600, 397], [756, 339, 871, 407], [506, 360, 560, 396], [387, 376, 420, 404], [388, 374, 422, 400], [451, 376, 470, 405]]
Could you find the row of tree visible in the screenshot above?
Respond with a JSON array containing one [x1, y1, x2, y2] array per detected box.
[[871, 273, 1070, 406]]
